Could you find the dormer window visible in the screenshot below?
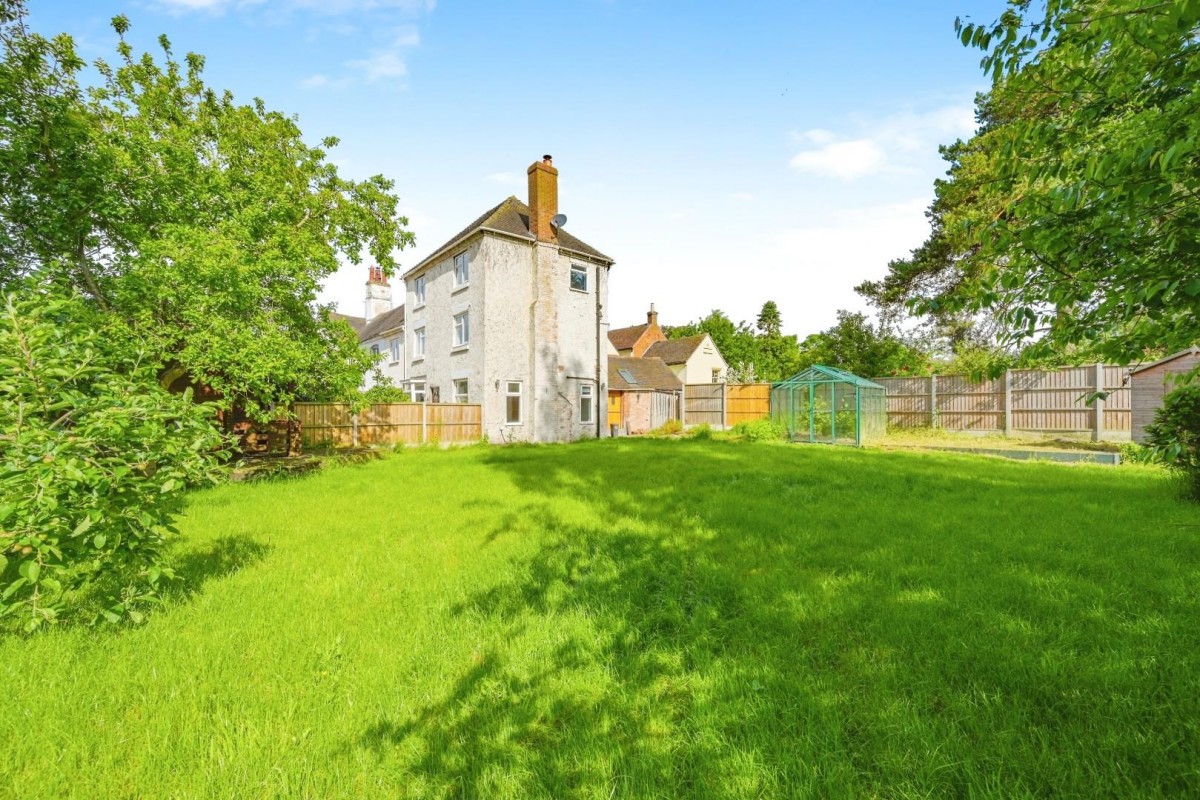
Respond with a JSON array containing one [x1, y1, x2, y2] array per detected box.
[[453, 252, 469, 286]]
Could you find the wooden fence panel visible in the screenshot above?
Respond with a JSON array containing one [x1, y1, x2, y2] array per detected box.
[[725, 383, 771, 426], [684, 384, 724, 426], [873, 364, 1131, 438], [650, 393, 679, 430], [295, 402, 482, 448]]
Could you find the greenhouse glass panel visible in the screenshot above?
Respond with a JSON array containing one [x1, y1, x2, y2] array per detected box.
[[768, 365, 888, 446]]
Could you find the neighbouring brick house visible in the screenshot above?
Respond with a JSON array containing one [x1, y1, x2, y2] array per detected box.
[[400, 156, 615, 442], [331, 266, 407, 390], [608, 305, 667, 357], [1131, 348, 1200, 443], [608, 355, 682, 434], [608, 305, 729, 384]]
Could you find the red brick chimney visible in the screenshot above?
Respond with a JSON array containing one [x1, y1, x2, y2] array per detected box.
[[647, 303, 658, 327], [527, 155, 558, 243]]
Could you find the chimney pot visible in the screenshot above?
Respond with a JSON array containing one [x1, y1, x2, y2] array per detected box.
[[647, 304, 658, 327]]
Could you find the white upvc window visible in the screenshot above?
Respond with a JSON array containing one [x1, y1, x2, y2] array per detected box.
[[579, 383, 594, 424], [410, 380, 426, 403], [370, 344, 380, 357], [413, 275, 426, 306], [505, 381, 522, 425], [389, 338, 401, 363], [712, 368, 721, 383], [453, 311, 470, 347], [414, 327, 426, 359], [453, 378, 468, 403], [570, 264, 588, 292], [453, 252, 469, 286]]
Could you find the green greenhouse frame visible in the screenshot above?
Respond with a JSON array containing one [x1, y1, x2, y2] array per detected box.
[[770, 365, 888, 446]]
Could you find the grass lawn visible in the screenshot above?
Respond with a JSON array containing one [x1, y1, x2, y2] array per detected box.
[[3, 439, 1198, 798]]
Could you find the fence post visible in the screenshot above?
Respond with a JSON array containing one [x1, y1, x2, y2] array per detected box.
[[1093, 362, 1105, 442], [722, 384, 728, 428], [930, 375, 938, 429], [352, 411, 359, 448], [1004, 369, 1013, 435]]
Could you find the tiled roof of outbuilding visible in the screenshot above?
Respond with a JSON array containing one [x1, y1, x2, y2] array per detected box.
[[608, 356, 682, 392], [608, 324, 651, 352]]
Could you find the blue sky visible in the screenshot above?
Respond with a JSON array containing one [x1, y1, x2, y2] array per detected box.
[[30, 0, 1002, 338]]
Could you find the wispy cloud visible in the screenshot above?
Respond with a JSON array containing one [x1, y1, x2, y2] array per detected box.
[[300, 74, 351, 89], [789, 104, 976, 181], [299, 25, 422, 89]]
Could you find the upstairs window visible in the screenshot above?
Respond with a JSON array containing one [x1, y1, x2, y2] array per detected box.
[[453, 312, 470, 347], [712, 368, 721, 383], [414, 327, 426, 358], [570, 265, 588, 292], [453, 252, 470, 286], [389, 338, 401, 363], [370, 344, 380, 357], [413, 275, 426, 305]]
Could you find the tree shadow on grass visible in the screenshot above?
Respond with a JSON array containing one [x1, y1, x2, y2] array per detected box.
[[165, 535, 272, 601], [351, 440, 1200, 797]]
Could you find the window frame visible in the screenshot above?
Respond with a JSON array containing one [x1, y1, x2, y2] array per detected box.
[[453, 252, 470, 287], [453, 311, 470, 348], [453, 378, 469, 404], [712, 368, 721, 384], [579, 383, 594, 424], [569, 264, 588, 293], [413, 326, 426, 359], [413, 274, 426, 306], [505, 381, 523, 425], [410, 380, 427, 403], [389, 337, 401, 364]]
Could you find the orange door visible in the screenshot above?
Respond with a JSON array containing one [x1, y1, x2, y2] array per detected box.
[[608, 392, 623, 427]]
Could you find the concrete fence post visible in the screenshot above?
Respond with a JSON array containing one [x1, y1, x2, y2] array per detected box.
[[930, 375, 938, 428], [352, 412, 359, 448], [1004, 369, 1013, 435], [1093, 362, 1105, 442]]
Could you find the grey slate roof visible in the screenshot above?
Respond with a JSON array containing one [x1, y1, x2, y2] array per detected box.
[[403, 196, 613, 280], [330, 311, 366, 337], [608, 356, 682, 392], [644, 335, 709, 366], [360, 305, 406, 341]]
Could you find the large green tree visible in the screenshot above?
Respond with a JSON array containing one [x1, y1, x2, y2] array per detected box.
[[0, 3, 413, 418], [796, 310, 931, 379], [948, 0, 1200, 364], [668, 302, 802, 382]]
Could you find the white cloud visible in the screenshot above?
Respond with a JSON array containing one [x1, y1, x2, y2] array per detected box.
[[348, 50, 408, 82], [300, 74, 351, 89], [790, 139, 888, 180], [789, 104, 976, 181]]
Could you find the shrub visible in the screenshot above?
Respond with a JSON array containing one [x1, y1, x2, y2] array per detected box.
[[1117, 441, 1157, 466], [0, 290, 226, 631], [690, 423, 713, 440], [731, 419, 787, 441], [652, 419, 684, 436], [1145, 381, 1200, 500]]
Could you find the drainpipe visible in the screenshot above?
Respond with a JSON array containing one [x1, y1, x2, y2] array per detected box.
[[595, 263, 605, 438]]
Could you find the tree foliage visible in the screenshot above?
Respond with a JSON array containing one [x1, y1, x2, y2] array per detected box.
[[796, 310, 932, 379], [0, 3, 413, 417], [949, 0, 1200, 364], [668, 302, 802, 382], [0, 288, 224, 631]]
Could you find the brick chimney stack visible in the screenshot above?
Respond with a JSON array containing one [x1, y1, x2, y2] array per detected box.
[[647, 303, 658, 327], [364, 264, 392, 321], [527, 154, 558, 243]]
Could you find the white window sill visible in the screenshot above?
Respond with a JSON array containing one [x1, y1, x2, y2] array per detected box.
[[413, 302, 426, 310], [412, 356, 425, 364], [451, 282, 470, 294], [451, 344, 470, 353], [388, 361, 401, 366], [570, 287, 588, 294], [504, 422, 523, 426]]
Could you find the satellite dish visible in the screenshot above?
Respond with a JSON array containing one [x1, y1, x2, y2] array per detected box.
[[550, 213, 567, 229]]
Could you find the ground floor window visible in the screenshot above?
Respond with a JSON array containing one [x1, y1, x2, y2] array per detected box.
[[506, 381, 522, 424], [454, 378, 469, 403], [410, 380, 426, 402], [579, 383, 594, 424]]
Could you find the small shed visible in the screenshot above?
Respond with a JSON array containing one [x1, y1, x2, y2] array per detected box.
[[1131, 348, 1200, 443], [770, 365, 887, 446], [608, 356, 682, 434]]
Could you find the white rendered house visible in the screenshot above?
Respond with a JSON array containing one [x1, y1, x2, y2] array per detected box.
[[401, 156, 614, 442]]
